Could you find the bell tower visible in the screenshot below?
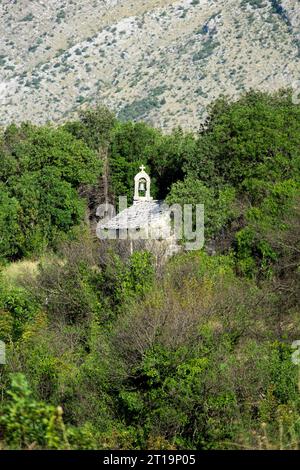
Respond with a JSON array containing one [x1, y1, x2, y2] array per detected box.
[[134, 165, 153, 203]]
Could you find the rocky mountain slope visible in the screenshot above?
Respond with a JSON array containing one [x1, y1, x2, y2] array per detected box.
[[0, 0, 299, 131]]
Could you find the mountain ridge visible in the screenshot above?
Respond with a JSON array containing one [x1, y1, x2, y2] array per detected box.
[[0, 0, 299, 131]]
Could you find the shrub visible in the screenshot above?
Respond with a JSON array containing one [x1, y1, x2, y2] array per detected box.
[[0, 373, 69, 449]]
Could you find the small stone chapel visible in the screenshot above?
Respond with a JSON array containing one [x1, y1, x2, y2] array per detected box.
[[97, 166, 180, 257]]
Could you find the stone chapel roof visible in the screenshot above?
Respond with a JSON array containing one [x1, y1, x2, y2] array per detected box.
[[99, 200, 169, 231]]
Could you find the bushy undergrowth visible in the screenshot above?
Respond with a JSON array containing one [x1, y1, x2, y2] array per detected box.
[[0, 90, 300, 449]]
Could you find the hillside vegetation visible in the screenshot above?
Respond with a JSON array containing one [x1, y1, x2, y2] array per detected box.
[[0, 89, 300, 449]]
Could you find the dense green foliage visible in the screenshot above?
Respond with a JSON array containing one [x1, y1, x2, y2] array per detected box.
[[0, 90, 300, 450], [185, 90, 300, 194], [0, 123, 100, 259]]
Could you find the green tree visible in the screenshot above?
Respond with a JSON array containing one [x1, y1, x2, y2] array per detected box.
[[0, 123, 100, 259], [109, 121, 160, 201], [1, 123, 100, 187], [167, 177, 236, 239], [0, 185, 22, 260], [185, 90, 300, 201]]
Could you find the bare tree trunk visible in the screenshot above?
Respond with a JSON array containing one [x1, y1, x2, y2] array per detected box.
[[101, 145, 109, 212]]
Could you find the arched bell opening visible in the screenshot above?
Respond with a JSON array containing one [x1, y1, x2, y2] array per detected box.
[[134, 165, 153, 202], [138, 178, 147, 198]]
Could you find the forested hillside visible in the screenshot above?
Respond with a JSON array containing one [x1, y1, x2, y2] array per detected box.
[[0, 89, 300, 450]]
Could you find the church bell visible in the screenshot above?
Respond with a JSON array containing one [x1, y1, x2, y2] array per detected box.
[[139, 180, 146, 192]]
